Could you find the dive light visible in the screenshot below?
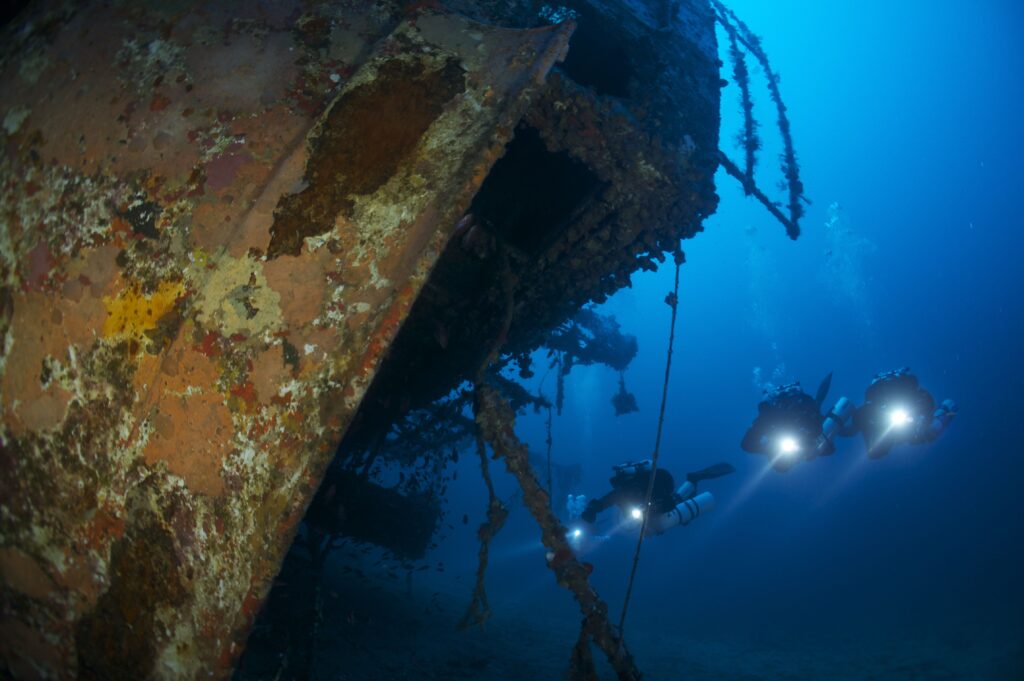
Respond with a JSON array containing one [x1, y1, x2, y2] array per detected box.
[[777, 435, 801, 457], [889, 407, 913, 427]]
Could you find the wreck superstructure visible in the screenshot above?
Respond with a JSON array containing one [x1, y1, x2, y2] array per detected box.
[[0, 1, 721, 677]]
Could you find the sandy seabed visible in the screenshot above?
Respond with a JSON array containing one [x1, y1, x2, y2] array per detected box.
[[239, 569, 1024, 681]]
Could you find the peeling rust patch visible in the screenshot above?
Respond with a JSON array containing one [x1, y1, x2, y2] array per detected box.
[[75, 511, 188, 681], [266, 58, 467, 258]]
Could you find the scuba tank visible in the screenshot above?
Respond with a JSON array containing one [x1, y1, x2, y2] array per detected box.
[[644, 490, 716, 535], [814, 396, 853, 457]]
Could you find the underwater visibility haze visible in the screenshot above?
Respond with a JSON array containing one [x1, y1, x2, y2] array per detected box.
[[351, 2, 1024, 678], [537, 1, 1024, 677]]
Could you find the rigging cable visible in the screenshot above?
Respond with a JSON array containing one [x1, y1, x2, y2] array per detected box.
[[617, 248, 684, 640], [546, 402, 554, 499]]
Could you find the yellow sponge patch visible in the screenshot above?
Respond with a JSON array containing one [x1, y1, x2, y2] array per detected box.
[[102, 281, 184, 339]]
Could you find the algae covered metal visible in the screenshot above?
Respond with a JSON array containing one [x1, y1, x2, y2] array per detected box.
[[0, 3, 574, 677]]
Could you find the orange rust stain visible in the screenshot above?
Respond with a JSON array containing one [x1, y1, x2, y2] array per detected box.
[[189, 201, 234, 254], [83, 508, 126, 546], [0, 291, 103, 434], [2, 244, 121, 433], [141, 344, 232, 497], [292, 326, 339, 379], [261, 251, 330, 328], [250, 345, 293, 406], [355, 283, 416, 378], [130, 350, 163, 408], [102, 280, 184, 339], [16, 392, 72, 435]]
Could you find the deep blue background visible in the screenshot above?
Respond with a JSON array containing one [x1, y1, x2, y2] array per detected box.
[[403, 0, 1024, 670]]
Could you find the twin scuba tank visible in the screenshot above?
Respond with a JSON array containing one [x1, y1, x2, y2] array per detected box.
[[644, 481, 715, 535], [814, 396, 854, 457]]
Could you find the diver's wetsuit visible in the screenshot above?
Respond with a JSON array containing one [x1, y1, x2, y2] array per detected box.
[[856, 368, 939, 458], [581, 467, 677, 524]]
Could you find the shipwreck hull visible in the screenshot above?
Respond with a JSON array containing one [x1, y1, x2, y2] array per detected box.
[[0, 1, 720, 678]]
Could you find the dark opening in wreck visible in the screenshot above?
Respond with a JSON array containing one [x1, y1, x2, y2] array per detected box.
[[558, 7, 634, 98], [471, 125, 604, 256]]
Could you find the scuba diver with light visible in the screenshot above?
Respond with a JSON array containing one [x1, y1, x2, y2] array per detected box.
[[854, 367, 957, 458], [740, 367, 956, 469], [741, 372, 853, 471], [568, 460, 735, 538]]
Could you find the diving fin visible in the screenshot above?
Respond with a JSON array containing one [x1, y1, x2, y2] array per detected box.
[[686, 462, 736, 483], [815, 372, 833, 408]]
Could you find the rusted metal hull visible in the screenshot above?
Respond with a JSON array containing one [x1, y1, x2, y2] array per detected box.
[[0, 3, 573, 678]]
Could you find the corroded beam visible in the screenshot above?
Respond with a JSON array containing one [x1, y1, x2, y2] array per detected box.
[[475, 383, 641, 680], [0, 3, 573, 678]]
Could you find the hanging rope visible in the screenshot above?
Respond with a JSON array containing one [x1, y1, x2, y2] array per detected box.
[[460, 249, 517, 629], [536, 366, 557, 502], [458, 428, 509, 629], [545, 402, 554, 498], [617, 248, 684, 640]]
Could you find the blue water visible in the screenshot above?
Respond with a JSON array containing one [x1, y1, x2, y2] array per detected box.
[[408, 1, 1024, 677]]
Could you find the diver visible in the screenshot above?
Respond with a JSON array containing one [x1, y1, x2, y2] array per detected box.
[[741, 372, 854, 471], [854, 367, 957, 458], [573, 460, 735, 535]]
